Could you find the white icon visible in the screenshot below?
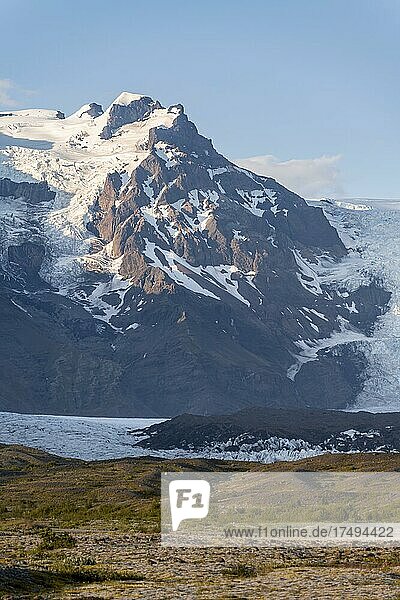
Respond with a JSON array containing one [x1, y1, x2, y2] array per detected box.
[[169, 480, 210, 531]]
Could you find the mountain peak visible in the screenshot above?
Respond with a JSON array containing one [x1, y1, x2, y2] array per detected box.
[[99, 93, 163, 139], [111, 91, 149, 106], [67, 102, 104, 120]]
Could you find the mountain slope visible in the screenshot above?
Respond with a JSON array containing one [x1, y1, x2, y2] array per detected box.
[[0, 93, 390, 416]]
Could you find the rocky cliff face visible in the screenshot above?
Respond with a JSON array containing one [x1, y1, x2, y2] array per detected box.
[[0, 93, 390, 416]]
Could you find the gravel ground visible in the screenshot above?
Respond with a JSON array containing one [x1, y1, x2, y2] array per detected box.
[[1, 528, 400, 599]]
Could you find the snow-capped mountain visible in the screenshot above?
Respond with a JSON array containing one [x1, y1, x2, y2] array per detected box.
[[0, 93, 391, 416]]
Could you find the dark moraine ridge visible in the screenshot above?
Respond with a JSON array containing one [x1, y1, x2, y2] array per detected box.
[[134, 407, 400, 452]]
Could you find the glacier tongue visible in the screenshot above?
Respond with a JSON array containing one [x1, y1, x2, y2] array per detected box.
[[312, 198, 400, 412]]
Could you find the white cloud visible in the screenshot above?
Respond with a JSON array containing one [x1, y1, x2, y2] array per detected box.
[[0, 79, 19, 108], [0, 79, 35, 109], [234, 154, 343, 198]]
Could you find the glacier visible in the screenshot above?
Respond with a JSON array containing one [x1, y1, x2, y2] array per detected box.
[[309, 197, 400, 412], [0, 412, 165, 461]]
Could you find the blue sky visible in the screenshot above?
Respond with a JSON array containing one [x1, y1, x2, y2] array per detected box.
[[1, 0, 399, 198]]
